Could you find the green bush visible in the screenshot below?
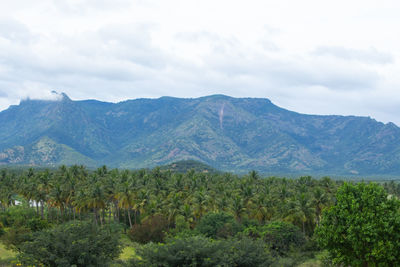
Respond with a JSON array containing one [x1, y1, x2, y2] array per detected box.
[[226, 236, 273, 267], [128, 214, 170, 244], [18, 221, 121, 267], [130, 235, 272, 267], [316, 182, 400, 266], [244, 221, 306, 255], [195, 212, 241, 239], [130, 235, 225, 266], [0, 206, 49, 231], [1, 226, 32, 251]]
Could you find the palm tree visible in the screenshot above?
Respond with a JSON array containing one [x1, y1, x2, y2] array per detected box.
[[116, 181, 136, 228], [192, 190, 209, 221], [284, 193, 315, 234], [250, 194, 274, 223], [48, 181, 67, 221], [166, 192, 183, 224], [231, 195, 246, 222], [312, 187, 330, 226], [0, 171, 16, 209], [86, 183, 106, 225]]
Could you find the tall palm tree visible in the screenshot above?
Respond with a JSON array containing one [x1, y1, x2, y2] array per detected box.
[[312, 187, 330, 226], [284, 193, 315, 234], [86, 183, 106, 225], [231, 195, 246, 222], [116, 181, 136, 228]]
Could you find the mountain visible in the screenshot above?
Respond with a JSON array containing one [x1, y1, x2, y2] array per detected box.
[[0, 92, 399, 175]]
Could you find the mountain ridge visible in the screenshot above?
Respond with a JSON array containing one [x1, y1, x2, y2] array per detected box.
[[0, 93, 399, 175]]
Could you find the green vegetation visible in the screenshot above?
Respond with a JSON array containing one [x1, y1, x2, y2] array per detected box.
[[18, 221, 121, 267], [130, 235, 273, 267], [316, 182, 400, 266], [160, 160, 219, 174], [0, 243, 16, 264], [0, 165, 399, 266]]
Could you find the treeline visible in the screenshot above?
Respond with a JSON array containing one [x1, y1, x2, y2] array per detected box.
[[0, 166, 343, 233], [1, 165, 400, 266]]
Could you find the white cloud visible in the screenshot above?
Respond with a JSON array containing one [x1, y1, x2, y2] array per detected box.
[[312, 46, 394, 65], [0, 0, 400, 125]]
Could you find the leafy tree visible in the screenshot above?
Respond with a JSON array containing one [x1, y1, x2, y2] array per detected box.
[[128, 214, 170, 243], [244, 221, 305, 256], [130, 235, 272, 267], [1, 226, 31, 251], [117, 180, 136, 228], [0, 206, 50, 251], [195, 212, 241, 238], [316, 182, 400, 266], [18, 221, 121, 267], [130, 235, 225, 267], [225, 236, 273, 267]]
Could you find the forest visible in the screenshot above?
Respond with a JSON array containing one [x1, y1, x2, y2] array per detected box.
[[1, 165, 400, 266]]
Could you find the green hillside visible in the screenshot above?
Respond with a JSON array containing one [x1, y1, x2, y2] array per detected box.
[[0, 93, 399, 175]]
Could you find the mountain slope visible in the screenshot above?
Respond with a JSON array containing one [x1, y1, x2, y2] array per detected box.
[[0, 93, 399, 175]]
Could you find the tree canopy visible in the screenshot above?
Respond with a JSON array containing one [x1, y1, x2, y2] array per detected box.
[[18, 221, 121, 267], [316, 182, 400, 266]]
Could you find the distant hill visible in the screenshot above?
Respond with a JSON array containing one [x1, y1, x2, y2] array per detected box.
[[160, 160, 220, 174], [0, 92, 399, 175]]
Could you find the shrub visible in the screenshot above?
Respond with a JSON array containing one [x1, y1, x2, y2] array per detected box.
[[1, 226, 32, 251], [0, 206, 49, 231], [244, 221, 306, 255], [130, 235, 225, 266], [226, 236, 273, 267], [128, 214, 169, 243], [130, 235, 272, 267], [18, 221, 121, 267], [195, 212, 241, 239]]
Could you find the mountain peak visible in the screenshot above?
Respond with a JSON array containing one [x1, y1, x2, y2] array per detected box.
[[201, 94, 232, 100], [51, 91, 71, 101], [20, 91, 71, 104]]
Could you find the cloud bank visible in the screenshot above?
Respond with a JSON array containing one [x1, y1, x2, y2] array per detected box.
[[0, 0, 400, 124]]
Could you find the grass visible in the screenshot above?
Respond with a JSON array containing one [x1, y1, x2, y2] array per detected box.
[[297, 250, 331, 267], [0, 243, 15, 260], [119, 246, 136, 261], [118, 234, 139, 262], [298, 259, 322, 267], [0, 243, 16, 266]]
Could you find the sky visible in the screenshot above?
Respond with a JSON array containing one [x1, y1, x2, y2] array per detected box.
[[0, 0, 400, 124]]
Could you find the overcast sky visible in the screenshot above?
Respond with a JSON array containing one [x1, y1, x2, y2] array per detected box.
[[1, 0, 400, 124]]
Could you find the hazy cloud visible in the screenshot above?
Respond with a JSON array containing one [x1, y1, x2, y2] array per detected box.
[[51, 0, 133, 15], [0, 0, 400, 125], [0, 88, 7, 98], [0, 18, 35, 44], [312, 46, 394, 65]]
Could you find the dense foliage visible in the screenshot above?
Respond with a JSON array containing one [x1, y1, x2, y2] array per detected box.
[[130, 235, 272, 267], [0, 167, 340, 236], [18, 221, 121, 267], [195, 212, 241, 238], [128, 214, 170, 243], [316, 182, 400, 266], [0, 166, 400, 266], [244, 221, 306, 256]]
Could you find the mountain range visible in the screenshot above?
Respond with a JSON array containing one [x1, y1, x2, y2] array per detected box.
[[0, 92, 399, 176]]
